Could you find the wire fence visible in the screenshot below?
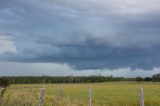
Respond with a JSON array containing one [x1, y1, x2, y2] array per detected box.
[[1, 83, 158, 106]]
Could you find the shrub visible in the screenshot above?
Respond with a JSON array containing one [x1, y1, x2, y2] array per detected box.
[[0, 78, 9, 87], [135, 77, 144, 83]]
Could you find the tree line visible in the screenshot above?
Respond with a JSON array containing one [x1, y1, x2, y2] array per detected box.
[[0, 75, 158, 85]]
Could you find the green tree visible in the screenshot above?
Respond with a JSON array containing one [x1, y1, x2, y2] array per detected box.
[[0, 78, 9, 98], [0, 78, 9, 87], [144, 77, 152, 82], [135, 77, 143, 83]]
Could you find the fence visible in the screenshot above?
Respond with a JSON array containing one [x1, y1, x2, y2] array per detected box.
[[37, 84, 145, 106], [0, 87, 7, 98]]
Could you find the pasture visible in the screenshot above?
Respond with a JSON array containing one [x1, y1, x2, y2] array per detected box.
[[0, 82, 160, 106]]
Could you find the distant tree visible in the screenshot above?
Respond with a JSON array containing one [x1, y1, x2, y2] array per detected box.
[[135, 77, 144, 83], [144, 77, 152, 82], [0, 78, 9, 98], [0, 78, 9, 87], [152, 74, 160, 82]]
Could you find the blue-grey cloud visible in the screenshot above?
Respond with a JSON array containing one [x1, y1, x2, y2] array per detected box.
[[1, 0, 160, 70]]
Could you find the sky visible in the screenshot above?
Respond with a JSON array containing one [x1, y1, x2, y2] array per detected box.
[[0, 0, 160, 77]]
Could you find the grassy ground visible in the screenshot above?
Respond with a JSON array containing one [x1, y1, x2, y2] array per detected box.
[[0, 82, 160, 106]]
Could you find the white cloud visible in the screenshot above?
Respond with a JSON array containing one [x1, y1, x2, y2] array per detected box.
[[0, 62, 159, 77], [100, 67, 160, 77], [0, 35, 16, 54], [0, 62, 73, 76]]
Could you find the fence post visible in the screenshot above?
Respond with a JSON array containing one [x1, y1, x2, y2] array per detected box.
[[60, 83, 63, 97], [0, 87, 3, 100], [139, 88, 144, 106], [88, 86, 92, 106], [0, 88, 7, 98], [38, 87, 45, 106]]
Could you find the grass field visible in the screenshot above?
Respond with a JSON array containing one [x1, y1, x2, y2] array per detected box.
[[0, 82, 160, 106]]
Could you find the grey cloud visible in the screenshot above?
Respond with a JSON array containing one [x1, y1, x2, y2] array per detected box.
[[0, 0, 160, 70], [0, 62, 159, 77]]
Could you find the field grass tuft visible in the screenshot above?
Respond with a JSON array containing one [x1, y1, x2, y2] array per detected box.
[[0, 82, 160, 106]]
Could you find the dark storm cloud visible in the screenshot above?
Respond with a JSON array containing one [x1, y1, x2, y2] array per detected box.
[[1, 0, 160, 70]]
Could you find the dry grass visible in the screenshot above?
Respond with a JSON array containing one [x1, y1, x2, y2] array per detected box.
[[0, 82, 160, 106]]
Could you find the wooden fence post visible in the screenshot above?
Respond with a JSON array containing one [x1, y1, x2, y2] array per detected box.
[[38, 87, 45, 106], [139, 88, 144, 106], [0, 87, 3, 100], [88, 86, 92, 106], [60, 83, 63, 97], [0, 88, 7, 98]]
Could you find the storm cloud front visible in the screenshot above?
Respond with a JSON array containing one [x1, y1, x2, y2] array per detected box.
[[0, 0, 160, 76]]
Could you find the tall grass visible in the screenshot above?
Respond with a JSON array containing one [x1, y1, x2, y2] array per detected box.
[[0, 82, 160, 106]]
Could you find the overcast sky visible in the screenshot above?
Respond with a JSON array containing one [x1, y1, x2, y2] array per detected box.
[[0, 0, 160, 77]]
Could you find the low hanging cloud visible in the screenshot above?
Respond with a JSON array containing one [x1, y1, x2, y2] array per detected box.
[[0, 62, 159, 77], [0, 0, 160, 71]]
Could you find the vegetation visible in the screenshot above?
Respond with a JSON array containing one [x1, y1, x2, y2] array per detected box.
[[152, 74, 160, 82], [0, 78, 9, 87], [0, 82, 160, 106], [135, 77, 144, 83], [0, 76, 159, 105], [0, 76, 157, 84], [0, 78, 9, 102]]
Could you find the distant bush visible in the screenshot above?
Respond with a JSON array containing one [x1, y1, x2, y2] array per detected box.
[[144, 77, 152, 82], [0, 78, 9, 98], [135, 77, 144, 83], [152, 74, 160, 82], [0, 76, 128, 84], [0, 78, 9, 87]]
